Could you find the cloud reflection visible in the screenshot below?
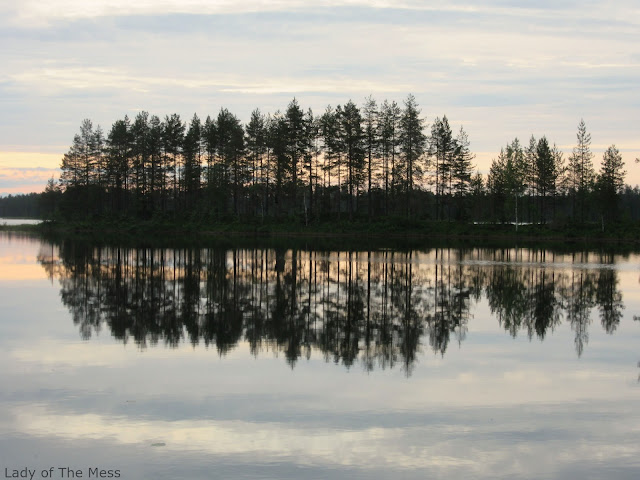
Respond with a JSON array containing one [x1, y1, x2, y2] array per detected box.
[[5, 401, 640, 478]]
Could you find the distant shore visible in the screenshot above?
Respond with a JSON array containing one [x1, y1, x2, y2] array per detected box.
[[3, 218, 639, 250]]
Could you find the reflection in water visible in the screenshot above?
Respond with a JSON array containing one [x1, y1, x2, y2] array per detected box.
[[38, 242, 627, 373]]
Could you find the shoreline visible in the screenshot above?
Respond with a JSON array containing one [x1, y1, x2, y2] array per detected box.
[[2, 219, 639, 250]]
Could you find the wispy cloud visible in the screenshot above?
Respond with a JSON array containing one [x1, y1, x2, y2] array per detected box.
[[10, 66, 415, 96], [2, 1, 513, 24], [9, 0, 640, 24], [0, 152, 61, 169], [0, 167, 58, 195]]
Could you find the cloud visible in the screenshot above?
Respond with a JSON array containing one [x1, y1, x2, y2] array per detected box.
[[9, 67, 415, 96], [0, 166, 58, 180], [0, 152, 60, 195], [8, 0, 640, 26], [0, 166, 59, 195], [0, 152, 61, 169], [2, 1, 516, 24]]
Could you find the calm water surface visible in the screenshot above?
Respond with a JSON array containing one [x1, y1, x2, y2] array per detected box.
[[1, 233, 639, 479], [0, 217, 42, 225]]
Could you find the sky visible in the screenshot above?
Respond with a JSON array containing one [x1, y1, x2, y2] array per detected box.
[[1, 0, 639, 195]]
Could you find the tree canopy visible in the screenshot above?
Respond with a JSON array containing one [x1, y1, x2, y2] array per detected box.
[[41, 96, 636, 226]]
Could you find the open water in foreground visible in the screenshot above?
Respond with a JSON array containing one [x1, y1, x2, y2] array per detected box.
[[1, 232, 639, 479]]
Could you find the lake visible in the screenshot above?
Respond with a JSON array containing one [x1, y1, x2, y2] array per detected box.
[[0, 217, 42, 226], [1, 232, 639, 479]]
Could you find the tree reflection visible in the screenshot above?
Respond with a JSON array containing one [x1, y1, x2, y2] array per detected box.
[[595, 255, 624, 334], [40, 242, 630, 374]]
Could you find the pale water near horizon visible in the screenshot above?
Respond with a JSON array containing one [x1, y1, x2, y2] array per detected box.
[[1, 233, 639, 479], [0, 217, 42, 225]]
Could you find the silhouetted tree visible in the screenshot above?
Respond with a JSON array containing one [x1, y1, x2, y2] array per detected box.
[[596, 145, 626, 225], [398, 94, 427, 218], [567, 119, 595, 222]]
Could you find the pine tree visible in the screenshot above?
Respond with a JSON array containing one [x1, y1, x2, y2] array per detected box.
[[378, 100, 400, 215], [202, 115, 218, 200], [216, 108, 244, 216], [568, 119, 595, 222], [42, 176, 61, 219], [596, 145, 626, 221], [451, 126, 475, 219], [182, 113, 202, 210], [245, 109, 267, 217], [398, 95, 427, 218], [60, 119, 103, 192], [469, 171, 485, 221], [131, 111, 151, 210], [268, 111, 288, 215], [552, 143, 566, 220], [320, 105, 344, 218], [285, 98, 307, 214], [524, 135, 537, 221], [487, 139, 527, 223], [302, 108, 317, 222], [363, 96, 378, 219], [163, 113, 185, 210], [430, 116, 454, 220], [340, 100, 365, 218], [147, 115, 164, 213], [534, 136, 557, 223], [106, 116, 133, 211]]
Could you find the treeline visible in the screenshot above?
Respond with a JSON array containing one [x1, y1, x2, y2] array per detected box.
[[39, 243, 628, 372], [42, 96, 637, 224], [0, 192, 43, 218], [487, 121, 633, 225]]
